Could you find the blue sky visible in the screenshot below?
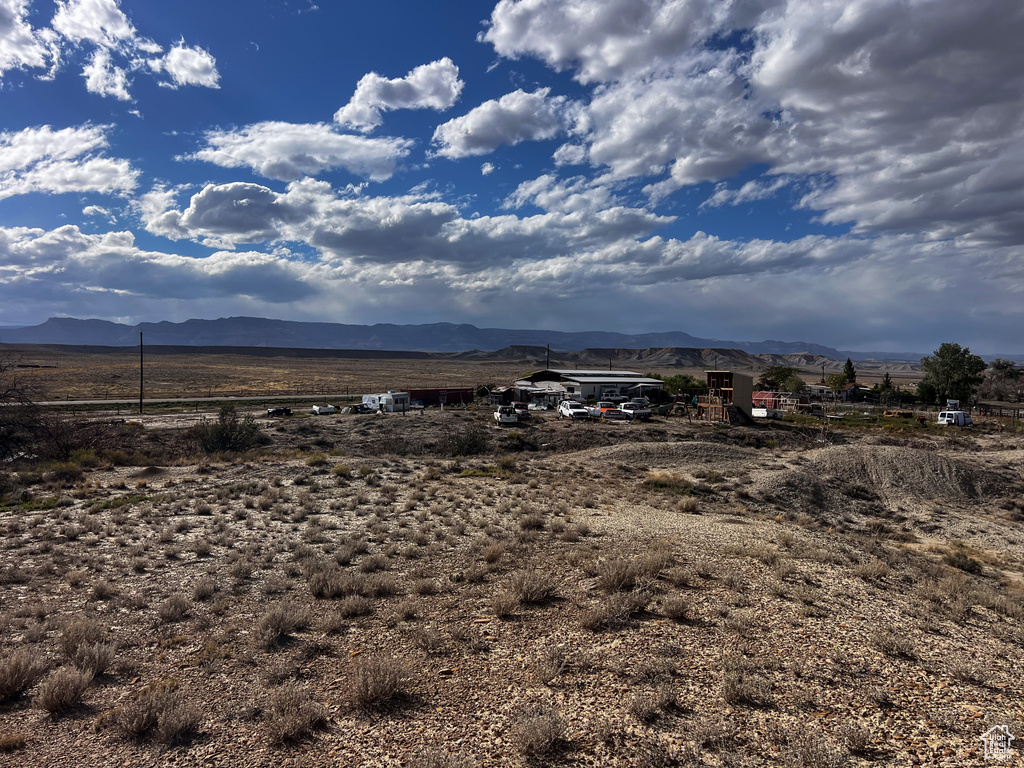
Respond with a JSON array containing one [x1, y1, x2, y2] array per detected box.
[[2, 0, 1023, 353]]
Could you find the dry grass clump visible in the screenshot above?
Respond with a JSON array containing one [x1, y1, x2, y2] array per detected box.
[[721, 658, 773, 708], [627, 685, 678, 723], [157, 594, 191, 623], [532, 648, 568, 686], [580, 591, 650, 631], [33, 667, 92, 714], [0, 733, 28, 753], [514, 703, 566, 760], [660, 595, 690, 623], [110, 679, 201, 746], [507, 570, 558, 605], [869, 627, 916, 659], [0, 650, 47, 702], [595, 558, 640, 592], [265, 684, 327, 744], [256, 601, 313, 650], [349, 656, 412, 711]]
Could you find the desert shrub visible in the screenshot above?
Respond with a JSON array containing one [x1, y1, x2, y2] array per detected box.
[[580, 591, 650, 631], [33, 667, 91, 714], [68, 642, 116, 677], [596, 558, 639, 592], [507, 570, 557, 605], [532, 649, 568, 686], [256, 601, 312, 650], [157, 595, 192, 623], [643, 472, 694, 495], [870, 628, 916, 659], [0, 733, 27, 752], [784, 730, 847, 767], [661, 596, 690, 622], [438, 420, 489, 457], [491, 590, 519, 618], [515, 703, 566, 759], [60, 618, 106, 657], [0, 650, 47, 702], [189, 404, 267, 454], [943, 549, 983, 574], [336, 595, 374, 618], [112, 679, 200, 746], [349, 657, 411, 711], [266, 685, 327, 744], [722, 669, 772, 708], [627, 685, 678, 723], [192, 577, 217, 601]]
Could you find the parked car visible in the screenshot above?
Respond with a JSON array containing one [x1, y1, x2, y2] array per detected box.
[[312, 404, 335, 415], [588, 401, 621, 419], [557, 400, 590, 420], [599, 407, 631, 420], [527, 401, 551, 411], [494, 405, 518, 425], [511, 402, 531, 420], [937, 410, 972, 427], [266, 407, 292, 417], [619, 402, 652, 420]]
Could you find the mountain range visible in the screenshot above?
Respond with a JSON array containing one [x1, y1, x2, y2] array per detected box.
[[0, 316, 932, 361]]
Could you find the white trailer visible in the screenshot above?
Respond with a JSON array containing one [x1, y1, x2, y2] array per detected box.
[[361, 391, 410, 413]]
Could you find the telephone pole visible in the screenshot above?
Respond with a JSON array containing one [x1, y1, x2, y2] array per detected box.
[[139, 332, 144, 415]]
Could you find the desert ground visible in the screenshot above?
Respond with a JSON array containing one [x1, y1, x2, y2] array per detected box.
[[2, 355, 1023, 768]]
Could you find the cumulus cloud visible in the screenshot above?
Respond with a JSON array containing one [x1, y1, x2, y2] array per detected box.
[[483, 0, 1024, 249], [0, 124, 138, 200], [149, 42, 219, 88], [82, 48, 130, 99], [432, 88, 569, 158], [335, 57, 463, 131], [0, 0, 57, 76], [481, 162, 495, 175], [189, 122, 413, 182], [1, 0, 219, 98]]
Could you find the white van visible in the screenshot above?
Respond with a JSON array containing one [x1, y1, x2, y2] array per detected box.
[[937, 410, 972, 427]]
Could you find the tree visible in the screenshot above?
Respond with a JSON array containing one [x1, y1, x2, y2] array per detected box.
[[189, 404, 266, 454], [880, 372, 893, 391], [919, 343, 986, 404], [756, 366, 805, 393], [0, 353, 40, 462], [844, 358, 857, 383], [978, 359, 1022, 403], [825, 373, 848, 410]]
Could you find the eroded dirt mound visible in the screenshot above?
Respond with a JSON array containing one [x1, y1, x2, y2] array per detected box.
[[753, 444, 1002, 518], [564, 440, 762, 470]]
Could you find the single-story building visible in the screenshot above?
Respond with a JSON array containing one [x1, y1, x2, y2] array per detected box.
[[405, 387, 474, 407], [513, 369, 665, 403]]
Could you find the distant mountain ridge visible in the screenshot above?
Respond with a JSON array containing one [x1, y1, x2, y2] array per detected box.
[[0, 316, 929, 361]]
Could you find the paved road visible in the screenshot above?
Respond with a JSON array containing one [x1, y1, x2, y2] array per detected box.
[[36, 393, 353, 407]]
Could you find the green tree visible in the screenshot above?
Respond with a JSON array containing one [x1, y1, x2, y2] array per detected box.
[[979, 359, 1022, 403], [844, 358, 857, 383], [919, 343, 986, 404], [190, 404, 266, 454], [880, 372, 893, 391], [825, 373, 848, 410], [756, 366, 805, 393]]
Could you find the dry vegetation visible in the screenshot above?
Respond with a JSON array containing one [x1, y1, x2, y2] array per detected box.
[[2, 359, 1024, 767]]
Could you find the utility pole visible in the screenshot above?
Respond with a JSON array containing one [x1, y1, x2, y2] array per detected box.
[[139, 331, 144, 415], [546, 343, 550, 370]]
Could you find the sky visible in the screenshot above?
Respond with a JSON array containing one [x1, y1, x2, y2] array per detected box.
[[1, 0, 1023, 353]]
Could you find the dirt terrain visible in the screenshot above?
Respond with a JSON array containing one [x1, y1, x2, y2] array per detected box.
[[2, 405, 1023, 767]]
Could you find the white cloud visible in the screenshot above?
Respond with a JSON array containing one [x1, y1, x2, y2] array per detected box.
[[553, 143, 587, 166], [505, 174, 617, 214], [189, 121, 413, 182], [82, 48, 130, 99], [0, 0, 56, 76], [51, 0, 134, 49], [701, 177, 790, 209], [1, 0, 219, 98], [0, 124, 138, 200], [432, 88, 569, 159], [481, 162, 495, 175], [150, 42, 219, 88], [335, 57, 463, 131], [483, 0, 1024, 250]]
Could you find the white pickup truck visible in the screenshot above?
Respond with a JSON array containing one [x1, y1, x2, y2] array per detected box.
[[619, 402, 652, 420], [312, 404, 336, 415], [494, 405, 518, 425], [557, 400, 590, 419]]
